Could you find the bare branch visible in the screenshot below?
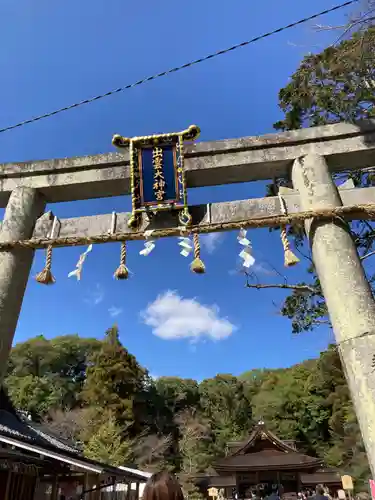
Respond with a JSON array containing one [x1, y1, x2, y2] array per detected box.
[[287, 41, 323, 50], [314, 23, 347, 31], [133, 433, 172, 468], [245, 283, 317, 293], [361, 250, 375, 261], [296, 245, 313, 264], [332, 14, 375, 45], [312, 319, 332, 325]]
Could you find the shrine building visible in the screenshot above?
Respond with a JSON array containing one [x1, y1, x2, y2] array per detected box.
[[0, 387, 148, 500], [202, 421, 342, 498]]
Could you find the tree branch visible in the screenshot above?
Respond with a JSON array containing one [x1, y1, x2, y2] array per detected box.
[[332, 14, 375, 45], [245, 283, 317, 293], [313, 24, 347, 31], [361, 250, 375, 261], [312, 319, 332, 325]]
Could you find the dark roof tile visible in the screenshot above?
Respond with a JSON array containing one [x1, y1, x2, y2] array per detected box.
[[215, 450, 322, 471], [0, 387, 82, 457], [300, 471, 342, 485]]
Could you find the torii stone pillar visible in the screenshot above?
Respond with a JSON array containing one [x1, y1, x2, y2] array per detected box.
[[292, 153, 375, 477], [0, 188, 45, 382]]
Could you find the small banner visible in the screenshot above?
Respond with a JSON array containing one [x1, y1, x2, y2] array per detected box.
[[370, 479, 375, 500], [112, 125, 200, 228], [341, 475, 353, 491], [208, 488, 218, 497]]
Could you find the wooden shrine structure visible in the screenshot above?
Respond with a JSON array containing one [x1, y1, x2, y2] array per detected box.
[[200, 421, 341, 498], [0, 119, 375, 478], [0, 387, 148, 500]]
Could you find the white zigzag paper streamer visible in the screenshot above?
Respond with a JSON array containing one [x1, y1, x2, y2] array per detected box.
[[68, 244, 93, 281], [237, 229, 255, 269], [178, 237, 193, 257], [140, 230, 156, 256]]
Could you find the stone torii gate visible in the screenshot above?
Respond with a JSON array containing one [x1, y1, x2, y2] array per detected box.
[[1, 120, 375, 475]]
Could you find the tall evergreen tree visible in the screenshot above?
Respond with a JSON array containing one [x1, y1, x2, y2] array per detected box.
[[84, 414, 133, 466], [82, 325, 147, 432]]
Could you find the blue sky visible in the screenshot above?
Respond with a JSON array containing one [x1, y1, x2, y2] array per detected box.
[[0, 0, 352, 380]]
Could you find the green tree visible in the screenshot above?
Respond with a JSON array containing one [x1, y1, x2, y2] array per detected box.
[[8, 335, 99, 379], [6, 334, 100, 415], [6, 374, 63, 419], [180, 480, 205, 500], [84, 415, 133, 466], [240, 368, 278, 403], [274, 27, 375, 131], [308, 347, 370, 487], [136, 380, 170, 434], [155, 377, 200, 433], [82, 325, 147, 432], [199, 375, 251, 455], [6, 336, 53, 378], [251, 363, 331, 456], [133, 377, 201, 471], [270, 26, 375, 332], [246, 347, 370, 484]]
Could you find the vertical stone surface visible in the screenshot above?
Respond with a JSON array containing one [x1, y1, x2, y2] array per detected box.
[[0, 187, 45, 382], [291, 153, 375, 477]]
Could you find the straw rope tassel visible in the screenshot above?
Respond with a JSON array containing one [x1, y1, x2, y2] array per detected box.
[[190, 233, 205, 274], [280, 226, 300, 267], [114, 241, 129, 280], [277, 191, 299, 267], [36, 244, 56, 284]]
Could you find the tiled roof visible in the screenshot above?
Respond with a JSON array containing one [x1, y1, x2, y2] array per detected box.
[[215, 450, 322, 471], [232, 423, 299, 456], [214, 421, 325, 472], [29, 424, 80, 455], [209, 475, 236, 487], [300, 470, 341, 485], [0, 387, 81, 457], [0, 387, 150, 480], [0, 410, 36, 441]]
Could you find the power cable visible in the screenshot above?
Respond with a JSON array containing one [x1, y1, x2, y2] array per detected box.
[[0, 0, 358, 134]]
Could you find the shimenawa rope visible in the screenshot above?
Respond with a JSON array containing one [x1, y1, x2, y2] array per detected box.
[[1, 203, 373, 251]]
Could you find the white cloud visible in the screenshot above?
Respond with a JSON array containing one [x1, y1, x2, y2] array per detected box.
[[108, 306, 123, 318], [141, 291, 235, 342], [201, 232, 224, 254], [84, 284, 104, 306]]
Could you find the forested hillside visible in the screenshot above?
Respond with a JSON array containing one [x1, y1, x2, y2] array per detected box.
[[5, 325, 370, 491]]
